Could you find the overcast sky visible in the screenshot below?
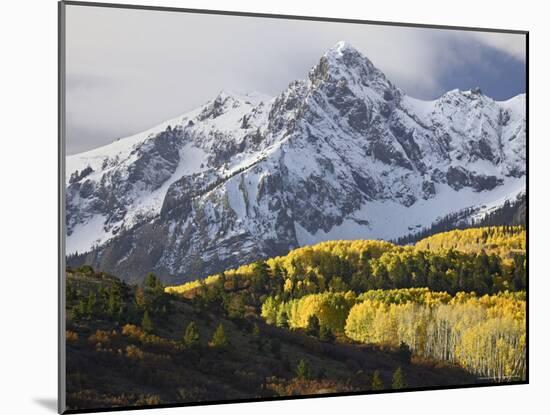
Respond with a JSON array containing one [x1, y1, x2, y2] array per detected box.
[[65, 4, 526, 155]]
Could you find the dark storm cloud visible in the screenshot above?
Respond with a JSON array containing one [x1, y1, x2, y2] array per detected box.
[[65, 4, 526, 154]]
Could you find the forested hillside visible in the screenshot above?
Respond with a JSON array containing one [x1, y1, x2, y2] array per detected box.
[[168, 226, 527, 297], [166, 226, 526, 386], [67, 226, 526, 411], [262, 289, 525, 381], [66, 268, 477, 411]]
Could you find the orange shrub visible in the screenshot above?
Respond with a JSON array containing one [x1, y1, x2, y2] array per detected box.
[[66, 330, 79, 343]]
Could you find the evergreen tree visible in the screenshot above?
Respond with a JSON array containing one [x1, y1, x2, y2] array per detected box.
[[208, 273, 227, 306], [66, 284, 77, 303], [319, 325, 335, 342], [75, 297, 87, 319], [142, 272, 169, 315], [371, 370, 384, 391], [85, 292, 97, 316], [97, 286, 107, 313], [210, 323, 229, 348], [277, 310, 289, 329], [295, 359, 311, 380], [392, 367, 408, 389], [272, 264, 285, 294], [107, 286, 122, 319], [144, 272, 161, 291], [398, 341, 412, 364], [183, 321, 200, 348], [350, 272, 368, 293], [141, 310, 153, 334], [306, 315, 320, 337], [251, 261, 271, 292]]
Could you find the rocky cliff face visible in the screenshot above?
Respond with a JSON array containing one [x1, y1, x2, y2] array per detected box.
[[66, 41, 526, 284]]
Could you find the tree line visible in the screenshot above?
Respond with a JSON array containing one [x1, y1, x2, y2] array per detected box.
[[169, 227, 526, 301]]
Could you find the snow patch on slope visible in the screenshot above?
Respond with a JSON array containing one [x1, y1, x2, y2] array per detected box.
[[66, 214, 108, 255], [124, 144, 208, 228], [295, 177, 526, 245]]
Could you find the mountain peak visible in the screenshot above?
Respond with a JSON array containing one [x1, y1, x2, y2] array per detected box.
[[308, 40, 392, 97], [324, 40, 369, 64], [329, 40, 357, 54]]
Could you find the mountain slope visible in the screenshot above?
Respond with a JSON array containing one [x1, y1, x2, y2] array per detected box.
[[65, 268, 480, 410], [66, 41, 526, 284]]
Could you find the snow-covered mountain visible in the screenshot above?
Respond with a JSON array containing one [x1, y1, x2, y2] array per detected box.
[[66, 41, 526, 284]]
